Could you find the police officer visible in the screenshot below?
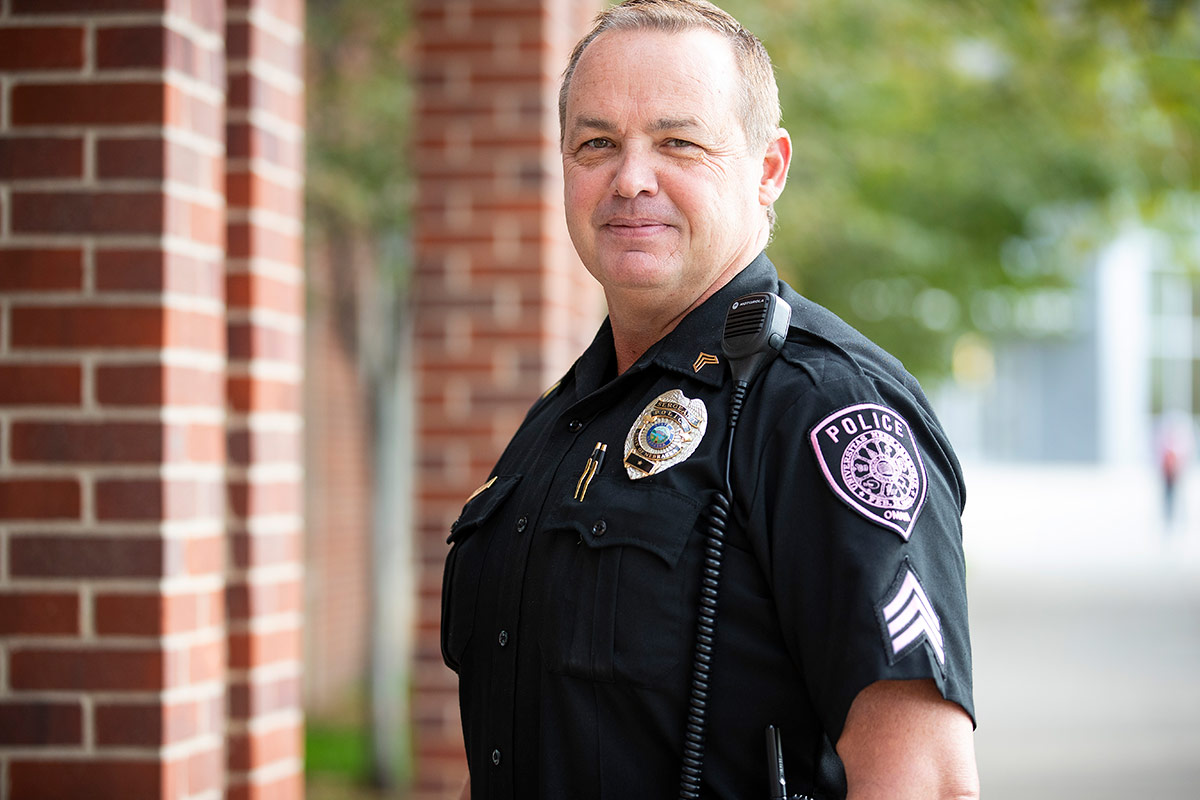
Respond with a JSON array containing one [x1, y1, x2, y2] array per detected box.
[[441, 2, 979, 798]]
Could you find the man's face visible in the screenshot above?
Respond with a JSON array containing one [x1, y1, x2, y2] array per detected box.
[[562, 28, 778, 310]]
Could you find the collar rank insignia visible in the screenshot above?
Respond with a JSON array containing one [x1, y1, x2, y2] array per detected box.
[[809, 402, 927, 540], [692, 352, 720, 373], [624, 389, 708, 480]]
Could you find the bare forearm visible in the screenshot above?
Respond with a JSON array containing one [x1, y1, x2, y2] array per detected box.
[[847, 772, 979, 800], [840, 680, 979, 800]]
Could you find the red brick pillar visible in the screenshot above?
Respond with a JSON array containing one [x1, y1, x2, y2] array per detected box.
[[412, 1, 603, 797], [223, 1, 306, 798], [0, 2, 229, 798], [0, 1, 305, 798]]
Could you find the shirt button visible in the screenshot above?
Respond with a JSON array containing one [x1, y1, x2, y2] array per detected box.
[[491, 748, 502, 766], [516, 515, 528, 533], [568, 419, 583, 432], [591, 519, 607, 536], [498, 630, 509, 647]]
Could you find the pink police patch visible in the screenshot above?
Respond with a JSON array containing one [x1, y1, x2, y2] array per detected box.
[[809, 403, 928, 541]]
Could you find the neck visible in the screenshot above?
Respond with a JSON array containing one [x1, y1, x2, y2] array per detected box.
[[607, 256, 751, 374]]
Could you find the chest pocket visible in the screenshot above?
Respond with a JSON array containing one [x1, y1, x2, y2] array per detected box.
[[441, 475, 522, 672], [539, 475, 703, 688]]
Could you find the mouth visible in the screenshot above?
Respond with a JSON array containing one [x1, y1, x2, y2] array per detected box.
[[601, 218, 672, 236]]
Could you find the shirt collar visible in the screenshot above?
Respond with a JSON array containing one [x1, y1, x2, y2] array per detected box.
[[645, 251, 780, 387], [572, 317, 618, 397], [567, 251, 781, 396]]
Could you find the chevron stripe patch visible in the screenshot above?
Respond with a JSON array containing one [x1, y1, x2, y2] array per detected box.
[[876, 560, 945, 670]]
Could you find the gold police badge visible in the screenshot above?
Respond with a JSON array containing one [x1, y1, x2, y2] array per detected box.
[[624, 389, 708, 480]]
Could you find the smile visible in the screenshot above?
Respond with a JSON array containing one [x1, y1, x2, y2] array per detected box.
[[602, 220, 671, 237]]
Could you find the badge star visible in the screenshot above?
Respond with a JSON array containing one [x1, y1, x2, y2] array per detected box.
[[693, 352, 720, 373]]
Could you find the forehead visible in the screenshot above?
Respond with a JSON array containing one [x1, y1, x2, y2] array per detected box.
[[566, 28, 740, 125]]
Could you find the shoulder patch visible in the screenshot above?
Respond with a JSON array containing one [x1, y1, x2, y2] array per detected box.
[[876, 558, 946, 671], [809, 402, 928, 540]]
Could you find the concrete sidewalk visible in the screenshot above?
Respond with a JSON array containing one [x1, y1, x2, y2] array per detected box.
[[962, 463, 1200, 799]]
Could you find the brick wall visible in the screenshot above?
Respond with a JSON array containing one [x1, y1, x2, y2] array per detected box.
[[0, 0, 304, 798], [411, 0, 603, 797], [223, 0, 306, 798]]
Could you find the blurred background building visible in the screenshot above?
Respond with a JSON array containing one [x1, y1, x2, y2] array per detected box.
[[943, 228, 1194, 465]]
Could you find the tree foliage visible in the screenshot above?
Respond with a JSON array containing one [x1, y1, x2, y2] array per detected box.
[[307, 0, 412, 245], [305, 1, 416, 789], [305, 0, 413, 385], [726, 0, 1200, 382]]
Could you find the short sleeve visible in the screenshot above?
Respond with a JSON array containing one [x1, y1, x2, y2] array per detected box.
[[745, 372, 974, 744]]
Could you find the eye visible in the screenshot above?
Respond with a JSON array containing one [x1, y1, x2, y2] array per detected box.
[[665, 138, 697, 148], [581, 138, 613, 150]]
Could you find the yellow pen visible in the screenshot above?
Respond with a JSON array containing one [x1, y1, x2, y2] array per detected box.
[[579, 443, 607, 501], [574, 442, 607, 501]]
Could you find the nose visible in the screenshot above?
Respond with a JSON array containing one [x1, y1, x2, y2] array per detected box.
[[611, 145, 658, 198]]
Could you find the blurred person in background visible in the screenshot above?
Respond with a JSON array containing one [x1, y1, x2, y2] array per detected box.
[[1157, 411, 1193, 530], [441, 1, 978, 798]]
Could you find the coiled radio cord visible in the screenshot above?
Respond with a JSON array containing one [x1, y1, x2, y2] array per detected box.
[[677, 381, 746, 800]]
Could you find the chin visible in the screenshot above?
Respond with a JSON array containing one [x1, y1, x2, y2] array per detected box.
[[589, 253, 679, 292]]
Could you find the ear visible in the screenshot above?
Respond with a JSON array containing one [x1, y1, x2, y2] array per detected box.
[[758, 128, 792, 208]]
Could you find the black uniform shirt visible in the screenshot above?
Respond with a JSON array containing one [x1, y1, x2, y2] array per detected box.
[[442, 253, 974, 800]]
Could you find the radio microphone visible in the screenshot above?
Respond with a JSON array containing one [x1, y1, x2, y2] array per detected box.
[[722, 292, 792, 387]]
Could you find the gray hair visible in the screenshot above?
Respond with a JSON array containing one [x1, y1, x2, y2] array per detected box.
[[558, 0, 782, 151]]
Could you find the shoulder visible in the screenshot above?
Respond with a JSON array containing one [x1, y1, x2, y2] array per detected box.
[[524, 379, 566, 421], [761, 282, 932, 422], [749, 283, 965, 513], [782, 283, 917, 389]]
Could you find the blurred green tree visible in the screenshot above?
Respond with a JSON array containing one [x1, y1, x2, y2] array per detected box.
[[306, 0, 414, 791], [308, 0, 412, 243], [728, 0, 1200, 382]]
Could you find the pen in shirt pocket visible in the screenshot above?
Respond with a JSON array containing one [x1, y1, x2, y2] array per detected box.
[[574, 442, 607, 501]]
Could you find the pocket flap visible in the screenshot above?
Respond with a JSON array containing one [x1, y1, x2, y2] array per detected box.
[[542, 476, 703, 567], [447, 474, 522, 544]]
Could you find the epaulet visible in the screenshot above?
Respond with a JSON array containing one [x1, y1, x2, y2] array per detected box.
[[518, 379, 563, 425]]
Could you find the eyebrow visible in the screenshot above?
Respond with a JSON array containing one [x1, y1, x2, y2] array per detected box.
[[650, 117, 702, 132], [568, 116, 704, 137], [570, 116, 618, 135]]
